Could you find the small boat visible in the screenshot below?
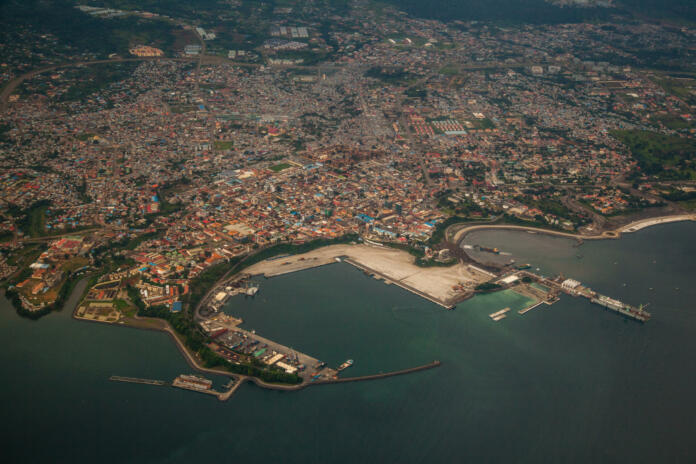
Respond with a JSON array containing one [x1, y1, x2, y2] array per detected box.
[[246, 286, 259, 296], [337, 359, 354, 371]]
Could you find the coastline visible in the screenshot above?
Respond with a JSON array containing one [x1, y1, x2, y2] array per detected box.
[[240, 243, 492, 308], [66, 214, 694, 398], [449, 213, 696, 245], [71, 290, 441, 397]]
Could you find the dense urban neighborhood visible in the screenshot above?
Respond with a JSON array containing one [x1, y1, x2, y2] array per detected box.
[[1, 0, 695, 383]]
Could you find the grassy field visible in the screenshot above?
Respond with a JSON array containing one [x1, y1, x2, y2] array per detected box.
[[651, 114, 695, 131], [214, 141, 234, 150], [269, 163, 292, 172], [611, 129, 696, 180]]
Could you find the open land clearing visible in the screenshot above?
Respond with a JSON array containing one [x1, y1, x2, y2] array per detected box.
[[244, 244, 493, 307]]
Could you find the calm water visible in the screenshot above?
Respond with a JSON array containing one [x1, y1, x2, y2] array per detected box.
[[2, 222, 696, 463]]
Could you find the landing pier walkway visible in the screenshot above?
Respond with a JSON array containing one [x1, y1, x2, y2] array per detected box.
[[109, 376, 168, 386]]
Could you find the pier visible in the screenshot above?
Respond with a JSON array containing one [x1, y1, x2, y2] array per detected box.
[[109, 376, 168, 386], [516, 271, 651, 322], [489, 307, 511, 321], [317, 360, 442, 385], [343, 258, 455, 309]]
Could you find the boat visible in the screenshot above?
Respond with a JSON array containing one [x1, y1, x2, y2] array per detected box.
[[478, 246, 500, 254], [516, 263, 531, 270], [337, 359, 354, 371], [246, 286, 259, 296], [335, 257, 342, 263]]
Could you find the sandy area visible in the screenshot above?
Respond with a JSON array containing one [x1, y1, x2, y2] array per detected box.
[[619, 214, 696, 233], [245, 244, 493, 306]]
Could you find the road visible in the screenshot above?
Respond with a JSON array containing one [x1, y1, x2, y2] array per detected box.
[[449, 213, 696, 246]]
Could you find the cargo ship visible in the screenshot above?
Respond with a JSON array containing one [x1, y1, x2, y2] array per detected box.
[[590, 295, 651, 322], [337, 359, 354, 371], [516, 263, 531, 270]]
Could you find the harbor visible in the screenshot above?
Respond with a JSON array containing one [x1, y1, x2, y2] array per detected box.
[[4, 221, 695, 463], [490, 270, 651, 323], [110, 374, 244, 401]]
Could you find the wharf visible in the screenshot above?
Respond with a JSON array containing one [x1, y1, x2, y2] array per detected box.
[[489, 307, 511, 321], [516, 271, 651, 322], [109, 376, 168, 386], [343, 258, 455, 309], [171, 383, 221, 398]]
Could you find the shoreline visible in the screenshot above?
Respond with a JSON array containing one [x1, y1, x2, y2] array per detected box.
[[67, 214, 694, 399], [70, 291, 440, 397], [449, 213, 696, 245]]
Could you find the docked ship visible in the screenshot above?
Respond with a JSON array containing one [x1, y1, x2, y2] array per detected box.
[[337, 359, 354, 371], [590, 294, 651, 322], [172, 374, 213, 391], [245, 286, 259, 296]]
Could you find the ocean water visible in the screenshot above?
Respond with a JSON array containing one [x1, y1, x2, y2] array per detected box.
[[2, 222, 695, 463]]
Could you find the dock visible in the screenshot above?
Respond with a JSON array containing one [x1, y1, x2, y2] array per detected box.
[[489, 307, 511, 321], [109, 376, 168, 386], [516, 271, 651, 322], [343, 257, 455, 309], [518, 301, 544, 315]]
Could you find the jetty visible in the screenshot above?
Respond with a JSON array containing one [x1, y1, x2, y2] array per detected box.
[[109, 376, 168, 386], [318, 360, 441, 385], [343, 257, 455, 309], [516, 271, 651, 322], [489, 307, 511, 321]]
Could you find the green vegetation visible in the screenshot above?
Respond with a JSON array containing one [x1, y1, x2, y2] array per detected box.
[[213, 141, 234, 150], [169, 105, 197, 114], [365, 67, 415, 86], [76, 133, 96, 141], [611, 129, 696, 180], [0, 123, 12, 142], [653, 76, 696, 105], [57, 62, 139, 102], [6, 269, 86, 320], [123, 234, 362, 385], [660, 188, 696, 210], [14, 200, 51, 237], [384, 242, 455, 267], [475, 282, 502, 293], [124, 230, 164, 250], [427, 215, 469, 246], [130, 274, 301, 385], [269, 163, 292, 172], [404, 87, 427, 99], [439, 65, 460, 76], [651, 114, 695, 131], [2, 0, 188, 57]]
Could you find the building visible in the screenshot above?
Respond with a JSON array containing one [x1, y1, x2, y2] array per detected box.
[[129, 45, 164, 57]]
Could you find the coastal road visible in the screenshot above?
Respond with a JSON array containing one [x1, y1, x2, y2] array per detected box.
[[449, 214, 696, 246]]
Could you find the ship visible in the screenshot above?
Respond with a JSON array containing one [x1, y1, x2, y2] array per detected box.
[[172, 374, 213, 391], [478, 246, 500, 254], [337, 359, 354, 371], [516, 263, 531, 270], [245, 286, 259, 296]]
